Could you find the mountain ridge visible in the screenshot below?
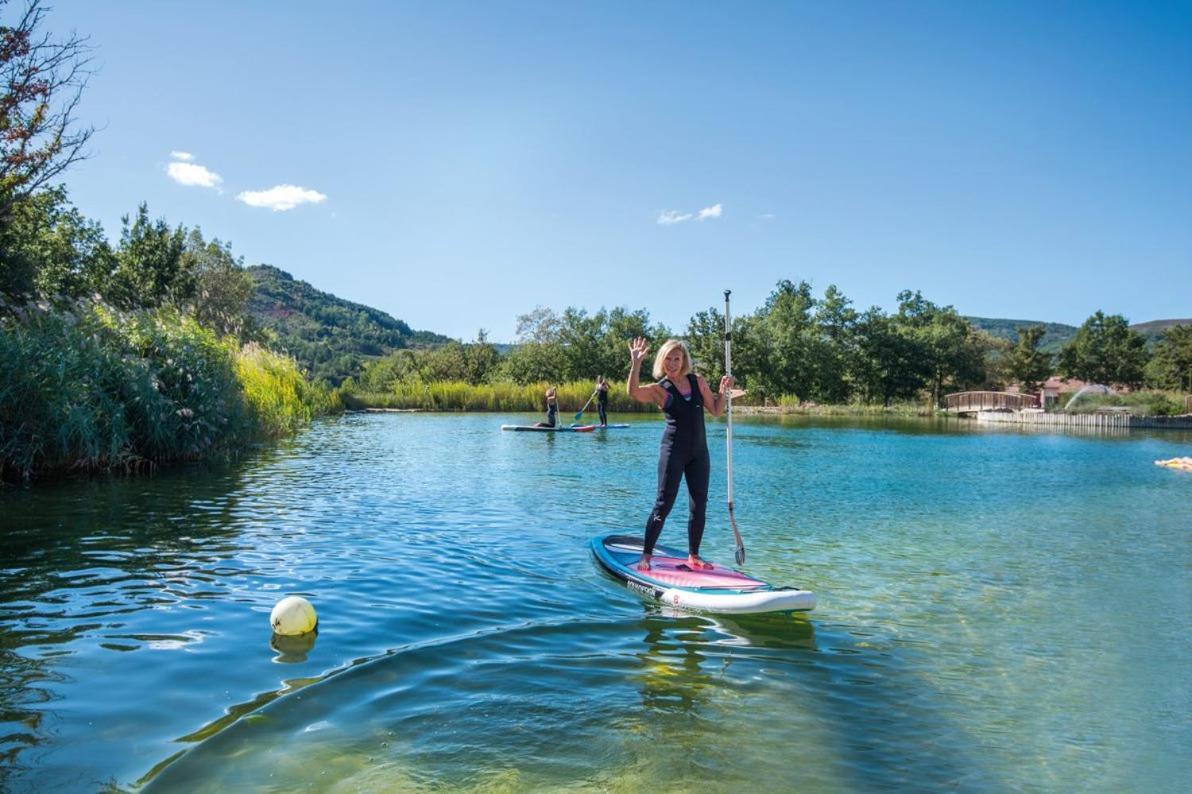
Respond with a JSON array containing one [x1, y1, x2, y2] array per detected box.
[[247, 265, 449, 385]]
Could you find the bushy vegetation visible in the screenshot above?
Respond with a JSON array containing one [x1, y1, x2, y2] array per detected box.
[[0, 298, 340, 482]]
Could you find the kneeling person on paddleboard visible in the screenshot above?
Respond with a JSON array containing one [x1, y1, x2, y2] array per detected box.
[[627, 337, 732, 572], [534, 387, 558, 428]]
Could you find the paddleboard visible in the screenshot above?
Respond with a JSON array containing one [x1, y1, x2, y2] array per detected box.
[[501, 424, 597, 432], [590, 534, 815, 614], [571, 423, 630, 429]]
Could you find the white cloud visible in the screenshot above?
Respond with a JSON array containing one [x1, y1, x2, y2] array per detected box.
[[760, 213, 776, 222], [170, 151, 195, 162], [658, 209, 694, 225], [658, 203, 724, 225], [167, 160, 223, 188], [236, 184, 328, 212]]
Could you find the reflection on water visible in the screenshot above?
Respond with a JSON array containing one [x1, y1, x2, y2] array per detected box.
[[1, 413, 1189, 792], [270, 630, 318, 664]]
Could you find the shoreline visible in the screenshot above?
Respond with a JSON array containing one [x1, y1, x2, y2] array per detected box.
[[351, 405, 936, 417]]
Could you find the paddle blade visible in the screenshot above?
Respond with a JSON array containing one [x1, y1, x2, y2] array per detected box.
[[728, 507, 745, 565], [574, 411, 584, 420]]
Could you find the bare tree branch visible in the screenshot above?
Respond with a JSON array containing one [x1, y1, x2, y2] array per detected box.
[[0, 0, 95, 218]]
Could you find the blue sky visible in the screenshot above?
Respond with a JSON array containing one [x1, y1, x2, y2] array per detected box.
[[44, 0, 1192, 341]]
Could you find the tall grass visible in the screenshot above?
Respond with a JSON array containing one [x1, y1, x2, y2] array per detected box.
[[340, 380, 933, 415], [1, 301, 330, 483], [342, 380, 656, 413], [235, 343, 337, 436]]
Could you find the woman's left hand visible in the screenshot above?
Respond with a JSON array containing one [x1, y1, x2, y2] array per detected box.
[[719, 375, 734, 394]]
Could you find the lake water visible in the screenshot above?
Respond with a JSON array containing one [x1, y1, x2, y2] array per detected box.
[[1, 413, 1189, 792]]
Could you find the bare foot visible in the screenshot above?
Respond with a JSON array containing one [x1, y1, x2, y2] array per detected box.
[[688, 554, 714, 570], [636, 554, 652, 571]]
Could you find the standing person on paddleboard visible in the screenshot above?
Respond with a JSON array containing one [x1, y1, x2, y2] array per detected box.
[[595, 375, 610, 427], [627, 337, 732, 571], [534, 387, 558, 428]]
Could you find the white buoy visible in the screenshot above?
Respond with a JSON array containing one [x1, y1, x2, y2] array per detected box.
[[270, 596, 317, 636]]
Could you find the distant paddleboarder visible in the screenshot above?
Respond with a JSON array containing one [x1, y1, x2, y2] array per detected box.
[[627, 337, 732, 571], [595, 375, 609, 427], [534, 387, 558, 428]]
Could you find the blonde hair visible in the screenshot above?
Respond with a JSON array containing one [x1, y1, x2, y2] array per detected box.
[[652, 339, 693, 380]]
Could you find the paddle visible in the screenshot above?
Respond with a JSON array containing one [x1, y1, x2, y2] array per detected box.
[[724, 289, 746, 566], [574, 390, 598, 421]]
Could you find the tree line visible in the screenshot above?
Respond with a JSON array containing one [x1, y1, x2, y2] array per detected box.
[[348, 283, 1189, 405]]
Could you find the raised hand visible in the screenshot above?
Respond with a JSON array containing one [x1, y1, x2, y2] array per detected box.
[[629, 337, 649, 365], [719, 374, 734, 394]]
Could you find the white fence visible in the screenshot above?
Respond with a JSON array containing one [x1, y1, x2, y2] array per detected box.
[[976, 411, 1192, 430]]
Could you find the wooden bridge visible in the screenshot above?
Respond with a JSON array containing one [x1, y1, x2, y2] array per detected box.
[[944, 391, 1039, 413]]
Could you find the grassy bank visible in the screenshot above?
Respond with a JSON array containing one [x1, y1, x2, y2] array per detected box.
[[1, 301, 335, 483], [340, 380, 654, 413], [732, 401, 931, 417]]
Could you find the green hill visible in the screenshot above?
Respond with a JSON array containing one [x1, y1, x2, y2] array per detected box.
[[248, 265, 449, 385], [1129, 318, 1192, 343], [965, 316, 1189, 353], [964, 317, 1078, 352]]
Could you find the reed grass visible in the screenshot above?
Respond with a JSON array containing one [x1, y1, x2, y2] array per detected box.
[[341, 380, 656, 413], [1, 301, 330, 482], [235, 343, 338, 436]]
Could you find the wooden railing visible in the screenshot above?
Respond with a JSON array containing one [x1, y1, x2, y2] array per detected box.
[[944, 391, 1038, 413]]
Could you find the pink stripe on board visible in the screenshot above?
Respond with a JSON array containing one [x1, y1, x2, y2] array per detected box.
[[644, 556, 764, 589]]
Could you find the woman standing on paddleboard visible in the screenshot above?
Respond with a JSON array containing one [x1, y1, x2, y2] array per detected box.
[[627, 337, 732, 571], [595, 375, 609, 427]]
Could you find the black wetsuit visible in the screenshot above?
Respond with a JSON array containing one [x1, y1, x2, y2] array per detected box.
[[643, 374, 710, 557], [596, 385, 608, 426], [535, 399, 557, 428]]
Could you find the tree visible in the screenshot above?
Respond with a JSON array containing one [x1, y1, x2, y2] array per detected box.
[[753, 279, 822, 401], [463, 330, 499, 385], [183, 229, 256, 338], [109, 203, 190, 309], [0, 0, 95, 219], [1144, 324, 1192, 392], [1006, 325, 1052, 395], [514, 305, 562, 344], [1058, 311, 1148, 388], [814, 284, 858, 402], [854, 306, 918, 404], [605, 306, 665, 379], [418, 341, 469, 382], [890, 290, 988, 406], [495, 341, 567, 384], [685, 306, 726, 385], [557, 307, 606, 381], [0, 185, 113, 299]]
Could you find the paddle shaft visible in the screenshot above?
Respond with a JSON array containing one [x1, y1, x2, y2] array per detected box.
[[724, 290, 745, 564], [575, 390, 597, 419]]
